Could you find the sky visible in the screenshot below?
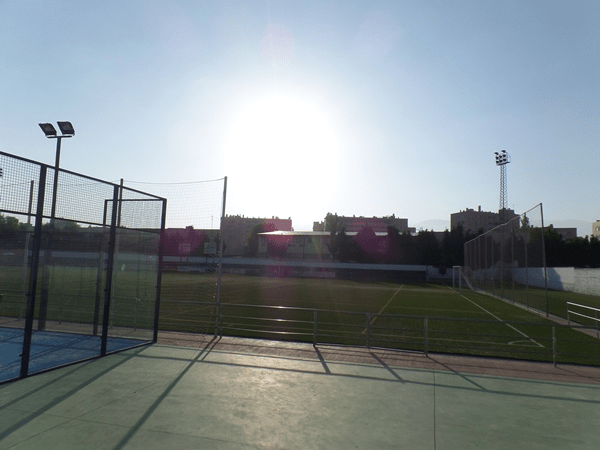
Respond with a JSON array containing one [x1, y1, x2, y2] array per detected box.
[[0, 0, 598, 234]]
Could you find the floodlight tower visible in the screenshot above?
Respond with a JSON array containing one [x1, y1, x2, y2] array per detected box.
[[37, 121, 74, 332], [494, 150, 510, 222]]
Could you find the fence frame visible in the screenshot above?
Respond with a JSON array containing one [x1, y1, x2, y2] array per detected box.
[[0, 150, 166, 381]]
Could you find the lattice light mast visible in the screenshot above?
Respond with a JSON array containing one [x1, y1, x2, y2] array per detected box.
[[494, 150, 510, 222]]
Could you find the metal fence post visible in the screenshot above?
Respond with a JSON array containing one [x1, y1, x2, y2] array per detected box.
[[540, 203, 549, 317], [152, 197, 167, 343], [215, 177, 227, 319], [20, 166, 47, 378], [214, 303, 220, 336], [552, 326, 557, 367], [424, 317, 428, 356], [93, 221, 107, 336], [511, 228, 515, 302], [100, 185, 119, 357], [313, 310, 318, 345], [525, 223, 529, 309], [219, 305, 223, 337], [366, 313, 371, 348]]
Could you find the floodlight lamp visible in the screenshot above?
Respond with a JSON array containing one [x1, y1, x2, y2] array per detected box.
[[39, 123, 57, 137], [57, 121, 75, 136], [495, 150, 510, 165]]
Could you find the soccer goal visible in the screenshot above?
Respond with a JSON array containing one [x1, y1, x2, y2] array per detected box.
[[452, 266, 462, 289]]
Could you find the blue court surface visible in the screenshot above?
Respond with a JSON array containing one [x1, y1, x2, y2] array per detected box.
[[1, 333, 600, 449], [0, 327, 148, 383]]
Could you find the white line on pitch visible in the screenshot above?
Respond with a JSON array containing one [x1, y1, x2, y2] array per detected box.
[[362, 285, 404, 334], [448, 286, 544, 348]]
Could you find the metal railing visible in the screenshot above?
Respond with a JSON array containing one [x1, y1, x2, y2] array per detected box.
[[158, 301, 600, 367], [567, 302, 600, 337]]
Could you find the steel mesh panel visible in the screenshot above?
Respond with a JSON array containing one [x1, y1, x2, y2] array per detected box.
[[44, 169, 119, 225], [0, 154, 42, 216], [118, 185, 165, 230], [123, 179, 225, 230]]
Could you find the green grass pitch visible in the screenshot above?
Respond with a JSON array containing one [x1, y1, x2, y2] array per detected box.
[[160, 274, 600, 366], [2, 267, 600, 366]]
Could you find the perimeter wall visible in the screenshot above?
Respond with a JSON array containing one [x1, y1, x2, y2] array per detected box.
[[513, 267, 600, 296]]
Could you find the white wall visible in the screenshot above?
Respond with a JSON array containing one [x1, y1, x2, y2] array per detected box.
[[574, 269, 600, 296], [513, 267, 600, 296]]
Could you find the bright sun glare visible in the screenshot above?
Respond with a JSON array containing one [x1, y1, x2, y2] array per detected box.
[[222, 88, 341, 181], [218, 86, 346, 227]]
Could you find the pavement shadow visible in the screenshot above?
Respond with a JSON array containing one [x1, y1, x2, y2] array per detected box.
[[111, 335, 220, 450], [0, 345, 147, 442]]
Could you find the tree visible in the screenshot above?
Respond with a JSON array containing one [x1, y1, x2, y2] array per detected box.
[[246, 222, 277, 257], [590, 236, 600, 268], [441, 224, 468, 268], [354, 226, 378, 263], [541, 226, 566, 267], [324, 212, 345, 233], [0, 214, 25, 232], [266, 234, 291, 259], [327, 230, 359, 263], [246, 223, 265, 257], [520, 226, 600, 268], [415, 229, 442, 266], [384, 226, 402, 264], [325, 213, 347, 261]]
